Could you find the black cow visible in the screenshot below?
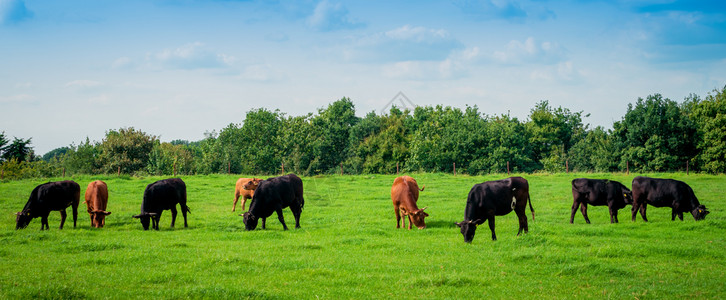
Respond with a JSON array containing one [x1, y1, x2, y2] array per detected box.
[[570, 178, 633, 224], [16, 180, 80, 230], [133, 178, 191, 230], [242, 174, 304, 231], [631, 176, 709, 222], [455, 177, 535, 242]]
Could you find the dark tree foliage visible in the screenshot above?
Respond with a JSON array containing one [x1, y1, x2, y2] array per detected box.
[[684, 86, 726, 173], [613, 94, 697, 172], [16, 87, 726, 177], [2, 137, 33, 162], [99, 127, 157, 174], [42, 147, 70, 161]]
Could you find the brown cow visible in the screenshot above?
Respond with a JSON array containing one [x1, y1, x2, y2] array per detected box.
[[391, 176, 428, 230], [232, 178, 261, 211], [84, 180, 111, 228]]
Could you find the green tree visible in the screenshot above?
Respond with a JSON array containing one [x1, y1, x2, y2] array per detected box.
[[567, 126, 617, 172], [99, 128, 157, 174], [526, 100, 587, 172], [147, 142, 195, 175], [308, 98, 358, 174], [1, 137, 33, 162], [472, 114, 535, 173], [613, 94, 697, 172], [278, 113, 314, 175], [685, 86, 726, 173], [42, 147, 70, 161], [239, 108, 283, 174], [355, 107, 411, 174]]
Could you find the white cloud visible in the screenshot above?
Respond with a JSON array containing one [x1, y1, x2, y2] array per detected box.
[[112, 57, 132, 69], [65, 80, 102, 88], [150, 42, 236, 70], [240, 64, 286, 82], [349, 25, 463, 62], [0, 93, 32, 103], [492, 37, 566, 65], [382, 47, 481, 80], [307, 0, 363, 32]]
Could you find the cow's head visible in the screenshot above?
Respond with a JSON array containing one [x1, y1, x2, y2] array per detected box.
[[692, 205, 710, 221], [455, 219, 481, 243], [15, 211, 32, 230], [242, 212, 258, 231], [90, 210, 112, 228], [243, 178, 262, 191], [132, 212, 157, 230], [622, 190, 633, 205], [401, 206, 429, 229]]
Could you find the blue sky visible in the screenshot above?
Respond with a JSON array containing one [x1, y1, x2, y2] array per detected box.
[[1, 0, 725, 154]]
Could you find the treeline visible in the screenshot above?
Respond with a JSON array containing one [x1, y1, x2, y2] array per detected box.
[[1, 86, 724, 179]]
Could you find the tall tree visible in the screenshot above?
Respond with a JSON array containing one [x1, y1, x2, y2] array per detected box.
[[99, 128, 157, 174], [685, 86, 726, 173], [308, 98, 358, 174], [613, 94, 697, 172], [1, 137, 33, 162], [526, 100, 587, 171]]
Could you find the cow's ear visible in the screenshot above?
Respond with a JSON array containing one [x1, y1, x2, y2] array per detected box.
[[15, 212, 21, 216], [472, 219, 482, 224], [454, 222, 462, 227], [421, 206, 428, 211], [132, 214, 142, 219], [148, 213, 158, 217], [102, 211, 111, 216]]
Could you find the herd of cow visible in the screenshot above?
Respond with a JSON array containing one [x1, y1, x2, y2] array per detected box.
[[13, 174, 710, 243]]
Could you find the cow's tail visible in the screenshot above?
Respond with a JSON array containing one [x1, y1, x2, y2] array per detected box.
[[419, 185, 425, 191], [183, 204, 191, 214], [528, 193, 535, 221]]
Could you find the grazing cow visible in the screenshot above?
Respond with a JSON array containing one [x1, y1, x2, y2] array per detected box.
[[455, 177, 534, 242], [631, 176, 710, 222], [242, 174, 304, 231], [16, 180, 80, 230], [133, 178, 191, 230], [232, 177, 261, 212], [84, 180, 111, 228], [570, 178, 632, 224], [391, 176, 428, 230]]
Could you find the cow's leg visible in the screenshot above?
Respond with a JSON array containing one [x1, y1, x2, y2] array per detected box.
[[515, 206, 528, 235], [232, 193, 240, 212], [395, 207, 401, 229], [580, 203, 591, 224], [181, 205, 188, 228], [631, 202, 640, 222], [170, 207, 178, 228], [677, 212, 684, 221], [570, 200, 579, 224], [261, 217, 267, 229], [671, 209, 676, 221], [639, 204, 648, 222], [276, 208, 289, 230], [291, 205, 302, 229], [153, 212, 162, 230], [611, 207, 619, 223], [41, 214, 49, 230], [59, 210, 67, 230], [241, 196, 248, 212], [72, 203, 78, 228], [488, 216, 497, 241]]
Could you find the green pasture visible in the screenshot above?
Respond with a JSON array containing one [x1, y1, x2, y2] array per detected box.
[[0, 173, 724, 299]]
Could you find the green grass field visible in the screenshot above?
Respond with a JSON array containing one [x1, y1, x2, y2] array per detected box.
[[0, 173, 724, 299]]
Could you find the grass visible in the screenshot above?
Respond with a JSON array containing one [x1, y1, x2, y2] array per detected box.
[[0, 173, 724, 299]]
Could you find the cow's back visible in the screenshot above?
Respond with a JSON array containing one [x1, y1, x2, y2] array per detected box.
[[143, 178, 186, 212], [85, 180, 109, 211], [39, 181, 81, 211]]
